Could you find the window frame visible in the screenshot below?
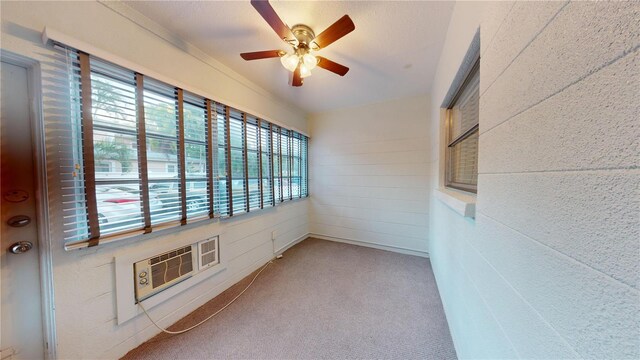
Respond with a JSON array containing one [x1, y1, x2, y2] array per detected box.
[[63, 50, 309, 248], [95, 161, 113, 173], [444, 57, 480, 194]]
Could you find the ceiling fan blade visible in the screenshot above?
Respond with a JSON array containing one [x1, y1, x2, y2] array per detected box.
[[311, 15, 355, 50], [240, 50, 285, 61], [251, 0, 298, 46], [316, 57, 350, 76], [292, 64, 303, 87]]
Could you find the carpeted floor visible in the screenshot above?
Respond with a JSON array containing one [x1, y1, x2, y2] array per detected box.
[[122, 238, 457, 359]]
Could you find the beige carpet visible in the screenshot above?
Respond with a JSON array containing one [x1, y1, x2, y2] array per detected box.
[[122, 238, 457, 359]]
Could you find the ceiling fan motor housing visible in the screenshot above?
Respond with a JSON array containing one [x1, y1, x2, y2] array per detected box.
[[291, 24, 316, 49]]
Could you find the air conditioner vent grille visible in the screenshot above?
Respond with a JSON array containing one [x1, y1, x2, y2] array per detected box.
[[202, 252, 216, 267], [150, 250, 192, 287], [150, 246, 190, 265], [201, 240, 216, 254], [198, 237, 219, 270]]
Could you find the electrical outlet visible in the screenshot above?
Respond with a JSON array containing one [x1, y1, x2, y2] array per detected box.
[[271, 230, 277, 240]]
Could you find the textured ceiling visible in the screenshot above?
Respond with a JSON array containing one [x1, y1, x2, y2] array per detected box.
[[121, 1, 454, 114]]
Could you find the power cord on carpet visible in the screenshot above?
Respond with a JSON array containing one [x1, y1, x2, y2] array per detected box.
[[138, 260, 274, 335]]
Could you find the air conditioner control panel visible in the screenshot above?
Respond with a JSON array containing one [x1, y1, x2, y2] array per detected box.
[[134, 245, 194, 302]]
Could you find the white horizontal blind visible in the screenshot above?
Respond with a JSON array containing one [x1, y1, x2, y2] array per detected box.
[[55, 49, 90, 243], [49, 46, 309, 248], [260, 120, 274, 208], [215, 103, 230, 217], [281, 127, 292, 201], [229, 108, 246, 215], [449, 132, 478, 185], [246, 116, 261, 211], [90, 57, 145, 236], [450, 70, 479, 138], [183, 91, 210, 219], [301, 135, 308, 197], [272, 125, 282, 203], [447, 60, 479, 192], [291, 133, 301, 198], [144, 77, 182, 225]]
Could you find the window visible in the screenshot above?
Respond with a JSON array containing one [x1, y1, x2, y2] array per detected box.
[[260, 120, 273, 208], [215, 103, 230, 217], [445, 59, 479, 193], [228, 108, 246, 214], [272, 125, 282, 203], [56, 49, 309, 247], [90, 59, 143, 235], [280, 127, 291, 201], [95, 161, 112, 173], [245, 116, 261, 211]]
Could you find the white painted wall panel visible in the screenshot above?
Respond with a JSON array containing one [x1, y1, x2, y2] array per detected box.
[[429, 202, 520, 360], [309, 96, 430, 255], [480, 1, 640, 134], [317, 150, 428, 166], [52, 202, 308, 359], [462, 243, 579, 359], [475, 214, 639, 359], [479, 1, 568, 94], [317, 174, 429, 189], [0, 2, 309, 359], [480, 50, 639, 174], [315, 185, 430, 202], [478, 1, 514, 56], [312, 203, 429, 227], [478, 171, 640, 289], [429, 1, 640, 359]]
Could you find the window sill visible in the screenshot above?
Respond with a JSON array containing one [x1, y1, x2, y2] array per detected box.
[[435, 188, 476, 218], [64, 195, 311, 251]]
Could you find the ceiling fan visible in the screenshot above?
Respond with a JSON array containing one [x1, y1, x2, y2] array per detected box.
[[240, 0, 355, 87]]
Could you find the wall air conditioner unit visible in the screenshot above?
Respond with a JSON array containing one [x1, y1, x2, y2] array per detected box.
[[133, 237, 219, 303]]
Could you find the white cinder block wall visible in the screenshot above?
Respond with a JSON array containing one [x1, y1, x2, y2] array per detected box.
[[309, 96, 430, 257], [429, 1, 640, 359], [1, 2, 309, 359]]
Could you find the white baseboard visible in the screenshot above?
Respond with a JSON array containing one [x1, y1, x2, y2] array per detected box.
[[275, 233, 309, 255], [309, 233, 429, 258]]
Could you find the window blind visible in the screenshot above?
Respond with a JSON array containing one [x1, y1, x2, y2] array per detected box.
[[246, 115, 261, 211], [91, 56, 145, 236], [300, 132, 308, 197], [229, 108, 246, 215], [182, 91, 210, 220], [260, 120, 274, 208], [272, 125, 282, 203], [280, 127, 292, 201], [216, 103, 230, 217], [58, 49, 89, 244], [51, 46, 309, 248], [446, 59, 479, 193]]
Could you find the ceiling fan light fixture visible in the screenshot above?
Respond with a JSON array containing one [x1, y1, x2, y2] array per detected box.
[[280, 53, 299, 72], [299, 62, 312, 78], [302, 53, 318, 70]]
